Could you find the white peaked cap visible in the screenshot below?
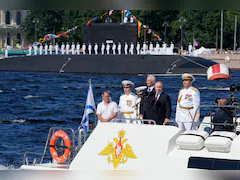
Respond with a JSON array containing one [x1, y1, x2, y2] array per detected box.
[[135, 86, 147, 92], [121, 80, 134, 88], [182, 73, 195, 82]]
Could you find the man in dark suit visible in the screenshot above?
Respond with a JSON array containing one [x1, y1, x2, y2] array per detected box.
[[148, 81, 172, 125], [139, 75, 156, 121]]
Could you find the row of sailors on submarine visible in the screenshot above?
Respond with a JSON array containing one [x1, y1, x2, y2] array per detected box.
[[28, 41, 174, 55]]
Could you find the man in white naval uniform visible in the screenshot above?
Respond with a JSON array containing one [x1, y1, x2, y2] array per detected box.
[[162, 42, 167, 55], [112, 42, 116, 55], [66, 42, 70, 55], [142, 42, 147, 55], [5, 45, 11, 58], [117, 42, 121, 55], [124, 42, 128, 55], [118, 80, 138, 124], [155, 42, 160, 55], [106, 43, 110, 55], [188, 42, 192, 56], [39, 44, 43, 55], [129, 42, 134, 55], [175, 73, 200, 131], [49, 43, 53, 55], [44, 44, 48, 55], [71, 42, 75, 55], [82, 43, 86, 55], [170, 41, 174, 55], [88, 43, 92, 55], [94, 43, 98, 54], [55, 43, 59, 55], [136, 42, 140, 55], [28, 45, 32, 56], [135, 86, 147, 123], [61, 43, 65, 55], [34, 44, 38, 55], [101, 43, 105, 55], [149, 42, 153, 54], [76, 42, 80, 55]]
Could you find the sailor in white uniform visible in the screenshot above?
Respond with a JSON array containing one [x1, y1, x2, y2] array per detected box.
[[117, 42, 121, 55], [44, 44, 48, 55], [129, 42, 134, 55], [49, 43, 53, 55], [82, 43, 86, 55], [142, 42, 147, 55], [135, 86, 147, 123], [5, 45, 11, 58], [66, 42, 70, 55], [170, 41, 174, 55], [155, 42, 160, 55], [71, 42, 75, 55], [170, 41, 174, 49], [175, 73, 200, 131], [55, 43, 59, 55], [94, 43, 98, 54], [163, 42, 167, 55], [188, 42, 192, 56], [136, 42, 140, 55], [106, 43, 110, 55], [76, 42, 80, 55], [88, 43, 92, 55], [118, 80, 138, 124], [61, 43, 65, 55], [124, 42, 128, 55], [112, 42, 116, 55], [101, 43, 105, 55], [34, 44, 38, 55], [39, 44, 43, 55], [149, 42, 154, 54]]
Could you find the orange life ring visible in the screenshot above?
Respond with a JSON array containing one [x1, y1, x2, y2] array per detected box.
[[49, 130, 72, 163]]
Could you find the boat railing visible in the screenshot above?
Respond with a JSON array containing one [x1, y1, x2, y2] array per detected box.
[[191, 104, 240, 133], [111, 118, 157, 124], [23, 127, 78, 166]]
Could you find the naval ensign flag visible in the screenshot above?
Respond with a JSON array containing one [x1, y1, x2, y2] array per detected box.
[[81, 82, 96, 132]]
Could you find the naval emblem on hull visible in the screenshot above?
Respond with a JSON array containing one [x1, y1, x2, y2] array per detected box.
[[98, 129, 137, 169]]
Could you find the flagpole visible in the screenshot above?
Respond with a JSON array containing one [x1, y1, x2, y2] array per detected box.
[[88, 79, 97, 129], [220, 10, 223, 53], [193, 29, 194, 53]]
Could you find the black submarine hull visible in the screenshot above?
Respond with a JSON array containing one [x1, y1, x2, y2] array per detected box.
[[0, 55, 217, 75]]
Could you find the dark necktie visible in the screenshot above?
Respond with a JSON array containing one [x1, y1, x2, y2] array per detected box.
[[154, 93, 158, 104], [148, 87, 151, 92]]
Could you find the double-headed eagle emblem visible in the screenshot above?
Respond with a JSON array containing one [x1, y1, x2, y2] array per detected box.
[[98, 129, 137, 169]]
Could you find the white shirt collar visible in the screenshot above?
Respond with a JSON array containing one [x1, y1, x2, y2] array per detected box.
[[156, 91, 162, 97], [148, 86, 154, 92]]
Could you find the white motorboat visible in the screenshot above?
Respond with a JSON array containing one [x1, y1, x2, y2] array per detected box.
[[19, 103, 240, 175]]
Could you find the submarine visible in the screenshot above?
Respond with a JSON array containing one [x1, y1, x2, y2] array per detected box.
[[0, 22, 217, 75]]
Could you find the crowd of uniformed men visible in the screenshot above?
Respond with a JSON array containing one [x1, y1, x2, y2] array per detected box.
[[27, 41, 174, 56], [96, 73, 201, 131]]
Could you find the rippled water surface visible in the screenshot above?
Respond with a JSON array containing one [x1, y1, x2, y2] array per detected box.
[[0, 71, 240, 169]]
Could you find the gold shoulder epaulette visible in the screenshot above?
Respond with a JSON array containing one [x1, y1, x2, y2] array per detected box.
[[191, 87, 198, 92], [131, 93, 136, 96]]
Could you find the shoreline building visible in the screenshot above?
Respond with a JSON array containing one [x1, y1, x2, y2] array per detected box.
[[0, 10, 28, 49]]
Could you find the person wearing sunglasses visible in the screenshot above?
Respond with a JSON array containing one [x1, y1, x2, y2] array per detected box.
[[175, 73, 200, 131]]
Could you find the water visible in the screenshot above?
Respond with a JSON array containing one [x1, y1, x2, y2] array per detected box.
[[0, 70, 240, 169]]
